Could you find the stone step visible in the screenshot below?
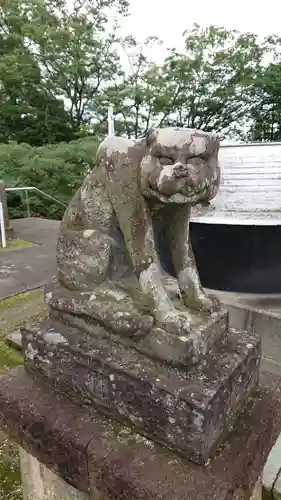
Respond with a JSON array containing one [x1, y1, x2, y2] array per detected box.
[[0, 367, 279, 500]]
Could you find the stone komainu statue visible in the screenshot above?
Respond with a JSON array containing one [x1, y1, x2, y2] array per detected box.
[[21, 128, 260, 467], [46, 127, 221, 355]]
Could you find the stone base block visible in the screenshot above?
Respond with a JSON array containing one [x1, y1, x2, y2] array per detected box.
[[0, 368, 280, 500], [46, 280, 229, 367], [22, 317, 260, 464]]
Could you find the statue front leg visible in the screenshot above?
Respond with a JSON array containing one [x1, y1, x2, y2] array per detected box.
[[178, 244, 220, 313], [166, 205, 220, 313], [102, 145, 194, 336]]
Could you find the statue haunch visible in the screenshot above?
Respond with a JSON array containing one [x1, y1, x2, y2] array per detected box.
[[47, 128, 221, 339]]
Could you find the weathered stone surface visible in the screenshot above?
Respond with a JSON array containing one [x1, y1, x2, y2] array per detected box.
[[47, 128, 223, 364], [262, 433, 281, 499], [20, 448, 88, 500], [6, 330, 22, 350], [47, 281, 229, 368], [250, 480, 262, 500], [22, 316, 260, 464], [0, 370, 91, 492], [0, 368, 280, 500]]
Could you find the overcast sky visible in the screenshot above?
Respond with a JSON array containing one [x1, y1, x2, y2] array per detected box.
[[121, 0, 281, 57]]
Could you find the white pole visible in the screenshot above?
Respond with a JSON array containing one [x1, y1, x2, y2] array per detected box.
[[0, 201, 6, 248], [108, 105, 115, 137]]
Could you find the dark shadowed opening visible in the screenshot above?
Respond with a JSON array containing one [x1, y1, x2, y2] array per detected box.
[[190, 223, 281, 294]]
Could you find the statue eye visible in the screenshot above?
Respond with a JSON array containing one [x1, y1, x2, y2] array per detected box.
[[159, 157, 173, 165]]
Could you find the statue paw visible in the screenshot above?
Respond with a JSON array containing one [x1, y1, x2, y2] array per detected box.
[[115, 312, 154, 338], [156, 310, 192, 336], [184, 293, 221, 314]]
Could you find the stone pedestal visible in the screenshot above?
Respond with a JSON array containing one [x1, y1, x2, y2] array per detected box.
[[22, 315, 260, 465], [0, 368, 280, 500], [20, 448, 88, 500], [0, 127, 279, 499], [0, 180, 14, 239]]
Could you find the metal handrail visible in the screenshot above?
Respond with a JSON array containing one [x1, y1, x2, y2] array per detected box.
[[5, 186, 67, 218]]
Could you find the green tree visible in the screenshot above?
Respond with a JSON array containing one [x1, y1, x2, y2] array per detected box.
[[0, 0, 128, 144], [246, 36, 281, 142], [96, 26, 266, 139], [25, 0, 128, 128], [94, 36, 165, 138], [1, 137, 98, 219], [247, 63, 281, 141], [0, 29, 75, 145], [158, 25, 264, 137]]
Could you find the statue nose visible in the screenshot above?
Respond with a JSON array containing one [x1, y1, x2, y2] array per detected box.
[[174, 162, 187, 177], [174, 162, 198, 188], [174, 161, 185, 171]]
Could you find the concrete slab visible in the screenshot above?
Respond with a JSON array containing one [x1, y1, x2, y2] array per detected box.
[[6, 331, 22, 350], [261, 434, 281, 497], [20, 448, 88, 500], [273, 470, 281, 499], [0, 218, 60, 299], [12, 218, 60, 246]]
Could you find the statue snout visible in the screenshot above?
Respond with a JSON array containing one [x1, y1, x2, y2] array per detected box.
[[173, 162, 198, 189]]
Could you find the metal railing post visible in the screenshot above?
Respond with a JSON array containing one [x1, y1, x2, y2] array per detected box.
[[0, 180, 14, 239], [0, 201, 6, 248], [5, 187, 67, 220], [108, 105, 115, 137], [24, 189, 31, 218]]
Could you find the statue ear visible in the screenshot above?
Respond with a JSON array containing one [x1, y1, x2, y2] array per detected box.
[[146, 128, 157, 147]]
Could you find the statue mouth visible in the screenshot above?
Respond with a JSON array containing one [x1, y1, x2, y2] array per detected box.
[[147, 172, 208, 201], [147, 186, 208, 204]]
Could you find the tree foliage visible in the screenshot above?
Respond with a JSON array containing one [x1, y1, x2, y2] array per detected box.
[[0, 0, 128, 144], [0, 2, 281, 144], [1, 3, 281, 218], [94, 36, 166, 138], [1, 137, 98, 218], [93, 25, 274, 140], [160, 26, 263, 136], [247, 64, 281, 141]]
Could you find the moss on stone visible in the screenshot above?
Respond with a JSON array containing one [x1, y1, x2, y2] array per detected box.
[[0, 352, 23, 499], [0, 435, 22, 500], [0, 341, 23, 371], [0, 288, 46, 499], [0, 289, 43, 314], [0, 239, 34, 253]]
